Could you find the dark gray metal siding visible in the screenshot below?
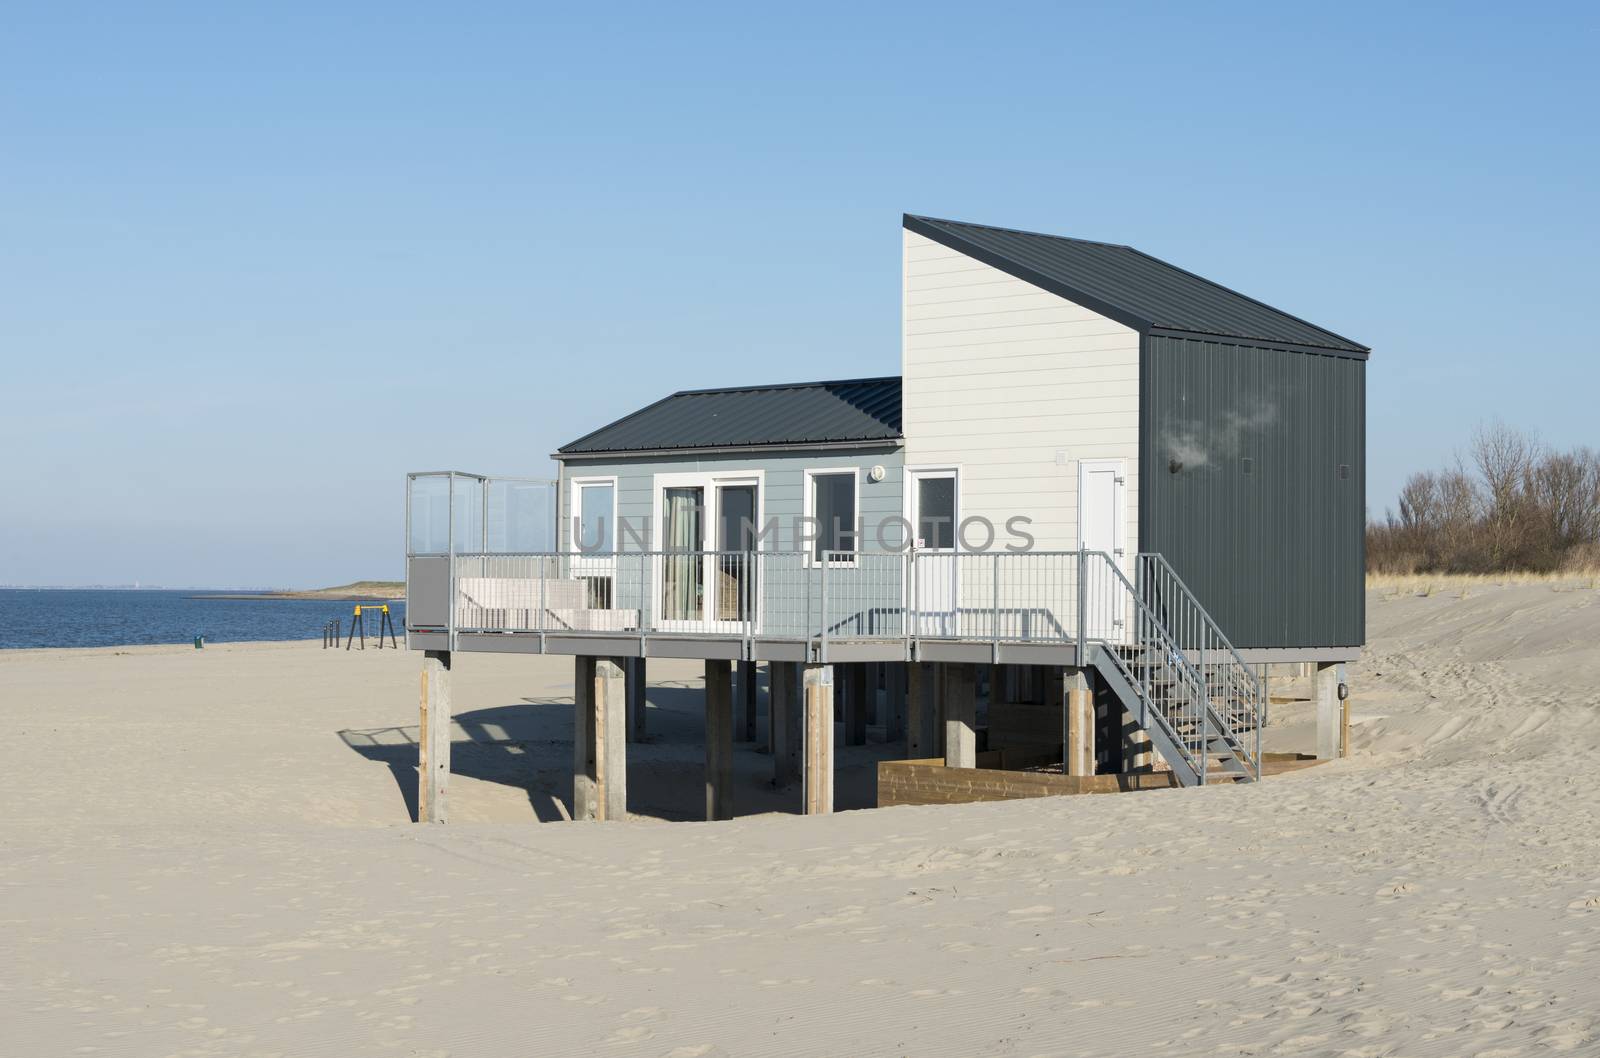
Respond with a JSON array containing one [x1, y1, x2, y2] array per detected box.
[[1140, 335, 1365, 649]]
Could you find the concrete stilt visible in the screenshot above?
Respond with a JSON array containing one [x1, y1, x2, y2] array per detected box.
[[1066, 667, 1094, 776], [942, 662, 977, 769], [419, 649, 452, 823], [868, 663, 883, 726], [738, 659, 758, 743], [765, 662, 777, 754], [845, 664, 867, 745], [906, 662, 931, 758], [1316, 662, 1345, 760], [626, 656, 647, 743], [770, 661, 802, 787], [885, 662, 907, 744], [1046, 666, 1065, 711], [574, 656, 598, 821], [803, 664, 834, 814], [574, 656, 627, 821], [705, 659, 734, 820]]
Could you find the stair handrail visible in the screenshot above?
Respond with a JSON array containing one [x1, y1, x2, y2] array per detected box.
[[1135, 554, 1264, 777], [1081, 550, 1213, 784]]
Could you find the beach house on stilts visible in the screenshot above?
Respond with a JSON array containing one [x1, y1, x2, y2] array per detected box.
[[403, 214, 1368, 822]]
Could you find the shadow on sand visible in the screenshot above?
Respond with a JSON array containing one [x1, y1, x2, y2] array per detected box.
[[338, 683, 897, 824]]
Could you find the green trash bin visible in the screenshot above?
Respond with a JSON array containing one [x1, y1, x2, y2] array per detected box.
[[194, 635, 204, 650]]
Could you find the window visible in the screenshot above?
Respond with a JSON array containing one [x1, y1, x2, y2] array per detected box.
[[573, 480, 615, 554], [916, 475, 956, 549], [808, 471, 857, 561]]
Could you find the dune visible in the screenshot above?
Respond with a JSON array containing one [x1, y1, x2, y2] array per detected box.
[[3, 583, 1598, 1055]]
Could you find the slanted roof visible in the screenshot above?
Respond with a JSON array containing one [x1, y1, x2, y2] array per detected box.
[[557, 376, 902, 456], [905, 214, 1369, 356]]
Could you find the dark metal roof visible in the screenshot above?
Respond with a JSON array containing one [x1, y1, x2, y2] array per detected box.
[[905, 214, 1369, 356], [557, 376, 902, 455]]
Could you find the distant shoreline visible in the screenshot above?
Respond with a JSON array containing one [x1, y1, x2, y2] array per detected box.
[[190, 581, 405, 602], [192, 592, 401, 602]]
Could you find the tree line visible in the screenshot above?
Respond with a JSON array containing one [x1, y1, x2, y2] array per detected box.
[[1368, 424, 1600, 574]]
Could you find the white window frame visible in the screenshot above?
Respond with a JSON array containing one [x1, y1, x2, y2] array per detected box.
[[651, 470, 766, 629], [568, 475, 619, 558], [902, 465, 962, 552], [904, 465, 961, 634], [803, 467, 862, 568]]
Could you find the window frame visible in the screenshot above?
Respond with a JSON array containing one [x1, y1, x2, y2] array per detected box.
[[902, 465, 962, 551], [650, 470, 767, 629], [568, 475, 619, 557], [803, 467, 862, 567]]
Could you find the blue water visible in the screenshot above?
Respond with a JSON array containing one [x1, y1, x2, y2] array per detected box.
[[0, 589, 406, 649]]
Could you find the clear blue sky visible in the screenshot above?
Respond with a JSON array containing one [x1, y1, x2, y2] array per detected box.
[[3, 2, 1595, 586]]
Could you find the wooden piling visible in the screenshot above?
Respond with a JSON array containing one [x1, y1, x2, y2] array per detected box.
[[705, 659, 734, 820], [574, 656, 627, 821], [418, 649, 452, 823], [803, 664, 834, 814]]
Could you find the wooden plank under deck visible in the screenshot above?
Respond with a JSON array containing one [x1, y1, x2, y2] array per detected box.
[[877, 753, 1324, 808]]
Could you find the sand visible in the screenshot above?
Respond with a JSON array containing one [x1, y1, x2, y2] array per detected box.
[[3, 584, 1599, 1056]]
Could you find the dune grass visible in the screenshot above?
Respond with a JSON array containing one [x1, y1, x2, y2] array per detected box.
[[1368, 570, 1600, 598]]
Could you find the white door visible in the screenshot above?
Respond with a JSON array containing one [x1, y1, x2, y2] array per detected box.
[[1077, 460, 1127, 642], [909, 469, 958, 635], [570, 478, 617, 607]]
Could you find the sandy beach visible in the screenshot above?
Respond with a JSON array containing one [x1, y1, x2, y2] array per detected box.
[[5, 583, 1599, 1056]]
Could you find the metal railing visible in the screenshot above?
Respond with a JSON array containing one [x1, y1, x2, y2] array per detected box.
[[418, 547, 1207, 651], [908, 551, 1083, 642], [409, 546, 1258, 782], [1083, 551, 1214, 784], [1134, 555, 1264, 778]]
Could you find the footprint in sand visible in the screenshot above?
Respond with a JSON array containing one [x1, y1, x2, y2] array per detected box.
[[606, 1026, 655, 1044], [1508, 709, 1551, 739], [1424, 715, 1470, 745]]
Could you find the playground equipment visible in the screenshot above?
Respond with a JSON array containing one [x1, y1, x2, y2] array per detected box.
[[321, 619, 342, 648]]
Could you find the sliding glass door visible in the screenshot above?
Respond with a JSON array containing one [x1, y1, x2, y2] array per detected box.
[[661, 486, 705, 622], [655, 475, 760, 630], [716, 484, 757, 622]]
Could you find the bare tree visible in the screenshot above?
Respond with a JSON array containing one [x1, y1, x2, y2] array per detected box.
[[1470, 422, 1542, 568], [1369, 425, 1600, 575]]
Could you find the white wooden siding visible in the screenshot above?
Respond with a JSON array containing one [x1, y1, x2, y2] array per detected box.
[[901, 229, 1141, 553]]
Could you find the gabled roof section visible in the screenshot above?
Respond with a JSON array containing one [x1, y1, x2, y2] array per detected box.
[[905, 214, 1369, 356], [557, 376, 902, 456]]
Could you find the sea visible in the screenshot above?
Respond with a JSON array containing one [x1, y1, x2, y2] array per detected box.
[[0, 589, 406, 650]]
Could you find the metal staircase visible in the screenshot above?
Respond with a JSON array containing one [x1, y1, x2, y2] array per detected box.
[[1080, 552, 1264, 786]]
